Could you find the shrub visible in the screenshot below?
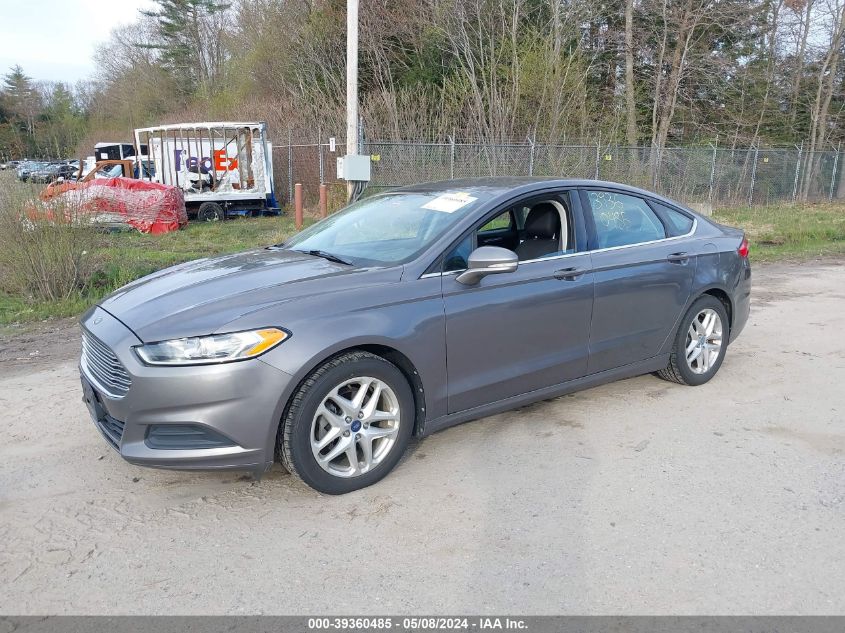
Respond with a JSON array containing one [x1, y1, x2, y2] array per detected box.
[[0, 184, 97, 302]]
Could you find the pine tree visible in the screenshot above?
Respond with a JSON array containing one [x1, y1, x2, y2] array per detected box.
[[140, 0, 231, 93], [2, 65, 41, 137], [1, 65, 42, 156]]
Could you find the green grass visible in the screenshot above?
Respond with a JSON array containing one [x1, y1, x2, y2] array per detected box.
[[712, 203, 845, 262], [0, 216, 311, 326]]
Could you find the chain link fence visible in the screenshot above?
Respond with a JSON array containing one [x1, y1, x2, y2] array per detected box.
[[272, 138, 844, 209]]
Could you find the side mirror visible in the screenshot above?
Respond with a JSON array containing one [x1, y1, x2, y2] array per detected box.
[[456, 246, 518, 285]]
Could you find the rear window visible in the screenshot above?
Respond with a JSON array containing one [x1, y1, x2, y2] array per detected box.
[[652, 202, 694, 236]]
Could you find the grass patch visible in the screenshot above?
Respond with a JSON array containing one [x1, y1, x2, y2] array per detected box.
[[0, 215, 309, 326], [712, 203, 845, 262]]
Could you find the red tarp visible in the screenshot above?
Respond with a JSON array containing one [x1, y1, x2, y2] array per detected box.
[[39, 177, 188, 234]]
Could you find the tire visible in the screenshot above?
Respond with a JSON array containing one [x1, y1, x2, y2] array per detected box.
[[279, 351, 415, 494], [657, 295, 730, 386], [197, 201, 225, 222]]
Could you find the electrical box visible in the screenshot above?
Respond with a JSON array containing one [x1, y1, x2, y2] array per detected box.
[[336, 154, 371, 181]]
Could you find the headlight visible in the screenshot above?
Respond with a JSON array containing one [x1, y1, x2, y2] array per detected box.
[[135, 328, 289, 366]]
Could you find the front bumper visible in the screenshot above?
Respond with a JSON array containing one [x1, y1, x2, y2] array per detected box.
[[79, 307, 295, 472]]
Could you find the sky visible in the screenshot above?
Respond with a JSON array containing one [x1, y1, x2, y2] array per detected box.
[[0, 0, 155, 83]]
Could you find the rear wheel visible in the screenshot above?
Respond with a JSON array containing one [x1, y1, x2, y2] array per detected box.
[[197, 201, 225, 222], [657, 295, 729, 386], [279, 351, 414, 494]]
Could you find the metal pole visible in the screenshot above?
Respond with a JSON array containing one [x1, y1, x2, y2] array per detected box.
[[652, 146, 660, 190], [748, 145, 759, 206], [318, 127, 324, 185], [594, 142, 600, 179], [287, 129, 294, 204], [527, 134, 535, 177], [829, 142, 841, 201], [448, 135, 456, 180], [346, 0, 359, 200], [708, 139, 718, 203], [792, 141, 803, 202]]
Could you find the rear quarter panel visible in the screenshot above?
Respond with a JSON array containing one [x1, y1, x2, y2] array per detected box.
[[659, 219, 750, 353]]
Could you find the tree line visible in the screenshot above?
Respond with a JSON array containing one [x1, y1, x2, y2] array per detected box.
[[2, 0, 845, 160], [0, 66, 89, 160]]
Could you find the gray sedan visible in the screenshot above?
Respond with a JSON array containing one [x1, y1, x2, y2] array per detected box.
[[79, 178, 751, 494]]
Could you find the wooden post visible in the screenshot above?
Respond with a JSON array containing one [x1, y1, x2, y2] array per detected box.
[[319, 184, 328, 218], [294, 183, 303, 230]]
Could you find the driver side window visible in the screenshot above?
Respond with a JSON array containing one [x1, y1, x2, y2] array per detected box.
[[441, 193, 575, 272]]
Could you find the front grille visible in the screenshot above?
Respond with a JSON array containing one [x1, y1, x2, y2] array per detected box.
[[97, 414, 125, 450], [81, 330, 131, 397]]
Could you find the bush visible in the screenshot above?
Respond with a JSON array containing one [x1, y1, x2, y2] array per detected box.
[[0, 184, 97, 302]]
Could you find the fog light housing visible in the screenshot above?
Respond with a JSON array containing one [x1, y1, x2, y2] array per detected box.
[[145, 424, 236, 450]]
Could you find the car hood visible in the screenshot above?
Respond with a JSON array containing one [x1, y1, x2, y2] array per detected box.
[[98, 248, 403, 342]]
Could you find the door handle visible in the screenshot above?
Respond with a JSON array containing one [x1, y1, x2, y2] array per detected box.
[[554, 267, 586, 280], [667, 252, 690, 263]]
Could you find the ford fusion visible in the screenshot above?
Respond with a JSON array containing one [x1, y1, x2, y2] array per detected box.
[[79, 178, 751, 494]]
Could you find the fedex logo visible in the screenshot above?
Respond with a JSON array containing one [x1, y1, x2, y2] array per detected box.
[[174, 149, 238, 173]]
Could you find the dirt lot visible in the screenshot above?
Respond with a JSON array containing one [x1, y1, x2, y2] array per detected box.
[[1, 261, 843, 615]]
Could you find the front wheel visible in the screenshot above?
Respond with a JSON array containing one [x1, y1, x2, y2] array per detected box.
[[657, 295, 730, 386], [279, 351, 415, 494], [197, 201, 225, 222]]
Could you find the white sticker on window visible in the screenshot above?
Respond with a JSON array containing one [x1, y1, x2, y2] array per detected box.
[[422, 191, 477, 213]]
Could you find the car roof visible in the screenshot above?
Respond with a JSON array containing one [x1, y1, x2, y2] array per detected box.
[[389, 177, 692, 212]]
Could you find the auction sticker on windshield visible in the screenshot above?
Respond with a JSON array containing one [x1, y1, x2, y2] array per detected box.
[[422, 191, 477, 213]]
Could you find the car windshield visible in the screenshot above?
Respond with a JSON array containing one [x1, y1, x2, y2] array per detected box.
[[96, 164, 124, 178], [282, 190, 484, 266]]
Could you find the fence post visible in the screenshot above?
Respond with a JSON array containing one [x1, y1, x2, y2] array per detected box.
[[748, 145, 759, 205], [652, 146, 660, 190], [318, 127, 324, 185], [449, 135, 455, 180], [829, 142, 841, 201], [318, 142, 325, 185], [594, 143, 600, 179], [792, 141, 803, 202], [527, 134, 535, 177], [708, 140, 718, 203], [287, 129, 294, 205]]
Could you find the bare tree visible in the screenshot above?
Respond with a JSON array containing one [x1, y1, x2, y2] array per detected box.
[[625, 0, 638, 146], [789, 0, 815, 125], [801, 0, 845, 198]]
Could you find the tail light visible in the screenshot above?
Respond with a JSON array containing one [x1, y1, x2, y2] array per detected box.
[[738, 235, 749, 258]]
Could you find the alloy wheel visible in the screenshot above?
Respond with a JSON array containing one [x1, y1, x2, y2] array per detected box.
[[685, 308, 723, 374], [310, 376, 401, 477]]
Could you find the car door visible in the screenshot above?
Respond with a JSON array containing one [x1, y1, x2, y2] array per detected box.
[[440, 191, 594, 414], [580, 188, 696, 374]]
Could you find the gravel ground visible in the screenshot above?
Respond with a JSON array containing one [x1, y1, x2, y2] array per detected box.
[[0, 261, 843, 615]]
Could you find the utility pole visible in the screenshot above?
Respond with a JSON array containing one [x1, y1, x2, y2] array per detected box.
[[346, 0, 358, 200]]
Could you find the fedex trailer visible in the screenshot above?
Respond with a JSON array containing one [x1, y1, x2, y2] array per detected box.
[[134, 122, 280, 221]]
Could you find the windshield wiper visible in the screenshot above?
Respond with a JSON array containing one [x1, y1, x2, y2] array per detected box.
[[297, 249, 353, 266]]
